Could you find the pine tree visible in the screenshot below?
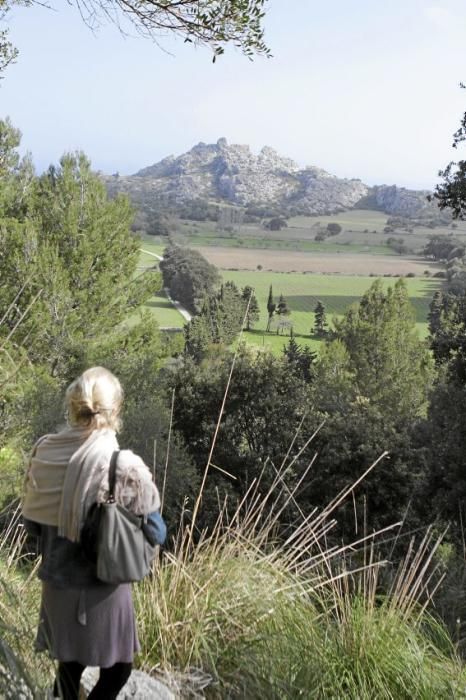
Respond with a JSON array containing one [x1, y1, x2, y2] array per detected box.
[[332, 279, 432, 422], [283, 331, 301, 364], [283, 333, 316, 382], [277, 293, 290, 316], [313, 300, 328, 337], [241, 285, 260, 331], [0, 149, 159, 373]]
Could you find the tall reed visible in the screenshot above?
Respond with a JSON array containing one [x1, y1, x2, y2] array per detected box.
[[133, 451, 466, 698]]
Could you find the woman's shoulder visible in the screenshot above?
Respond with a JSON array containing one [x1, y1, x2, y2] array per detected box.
[[31, 433, 52, 456]]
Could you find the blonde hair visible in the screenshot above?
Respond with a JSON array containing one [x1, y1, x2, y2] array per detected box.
[[65, 367, 123, 432]]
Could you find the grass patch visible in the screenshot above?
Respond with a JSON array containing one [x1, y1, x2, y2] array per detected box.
[[222, 271, 440, 343], [181, 233, 396, 256], [145, 291, 186, 329]]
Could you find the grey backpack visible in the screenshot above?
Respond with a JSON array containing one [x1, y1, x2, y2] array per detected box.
[[83, 451, 163, 584]]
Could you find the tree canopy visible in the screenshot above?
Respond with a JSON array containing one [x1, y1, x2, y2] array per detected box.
[[0, 0, 271, 79], [433, 84, 466, 218], [0, 121, 160, 376]]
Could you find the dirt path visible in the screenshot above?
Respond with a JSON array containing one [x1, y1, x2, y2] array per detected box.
[[140, 248, 163, 261], [140, 248, 192, 323], [163, 288, 192, 322]]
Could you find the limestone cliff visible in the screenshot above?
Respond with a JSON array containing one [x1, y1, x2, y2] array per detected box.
[[104, 138, 442, 219]]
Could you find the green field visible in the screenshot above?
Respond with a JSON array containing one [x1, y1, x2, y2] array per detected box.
[[222, 270, 440, 351], [183, 235, 395, 255], [145, 290, 185, 328]]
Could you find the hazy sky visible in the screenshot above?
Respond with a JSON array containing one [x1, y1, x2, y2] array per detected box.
[[1, 0, 466, 189]]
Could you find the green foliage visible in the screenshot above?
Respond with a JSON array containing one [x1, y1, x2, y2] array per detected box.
[[296, 282, 433, 534], [241, 284, 260, 331], [313, 299, 328, 337], [276, 292, 290, 316], [313, 339, 355, 412], [265, 216, 287, 230], [434, 89, 466, 218], [423, 235, 465, 262], [0, 5, 18, 80], [265, 284, 276, 331], [283, 334, 316, 382], [0, 117, 20, 177], [0, 149, 160, 375], [160, 244, 220, 314], [176, 198, 219, 222], [332, 279, 433, 423], [132, 208, 176, 236], [327, 222, 342, 235], [184, 281, 245, 359], [0, 0, 270, 82], [435, 157, 466, 219], [165, 346, 310, 524], [421, 288, 466, 534], [387, 236, 409, 255], [429, 290, 466, 382], [217, 281, 244, 344]]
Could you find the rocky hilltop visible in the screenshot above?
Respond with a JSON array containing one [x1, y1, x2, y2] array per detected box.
[[104, 138, 442, 219]]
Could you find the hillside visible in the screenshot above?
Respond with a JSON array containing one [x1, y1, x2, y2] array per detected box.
[[104, 138, 446, 220]]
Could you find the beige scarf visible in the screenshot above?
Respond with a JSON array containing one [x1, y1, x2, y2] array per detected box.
[[22, 426, 160, 542]]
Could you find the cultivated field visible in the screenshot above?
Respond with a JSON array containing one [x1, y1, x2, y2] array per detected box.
[[197, 247, 441, 276], [169, 208, 466, 256], [221, 271, 440, 342]]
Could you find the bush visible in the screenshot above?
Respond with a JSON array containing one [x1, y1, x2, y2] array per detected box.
[[327, 223, 342, 236], [265, 217, 288, 231]]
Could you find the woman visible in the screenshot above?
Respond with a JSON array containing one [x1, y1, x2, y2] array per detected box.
[[22, 367, 161, 700]]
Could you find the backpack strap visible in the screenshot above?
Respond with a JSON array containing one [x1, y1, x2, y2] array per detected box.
[[107, 450, 120, 503]]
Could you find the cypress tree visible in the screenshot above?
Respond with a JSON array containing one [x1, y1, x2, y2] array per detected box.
[[427, 290, 445, 337], [266, 285, 276, 331]]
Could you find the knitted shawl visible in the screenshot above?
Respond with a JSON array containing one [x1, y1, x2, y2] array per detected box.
[[22, 426, 160, 542]]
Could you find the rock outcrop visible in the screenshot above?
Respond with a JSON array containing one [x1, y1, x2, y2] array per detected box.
[[104, 138, 443, 219], [371, 184, 435, 218], [80, 668, 176, 699]]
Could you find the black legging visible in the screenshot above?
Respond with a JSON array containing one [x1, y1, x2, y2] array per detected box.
[[54, 660, 132, 700]]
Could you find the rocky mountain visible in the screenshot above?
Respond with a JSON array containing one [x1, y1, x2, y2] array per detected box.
[[104, 138, 443, 219]]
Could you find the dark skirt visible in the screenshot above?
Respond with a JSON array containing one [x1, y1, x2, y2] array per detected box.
[[36, 581, 140, 667]]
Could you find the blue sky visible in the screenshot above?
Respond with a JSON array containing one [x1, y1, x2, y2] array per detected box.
[[1, 0, 466, 188]]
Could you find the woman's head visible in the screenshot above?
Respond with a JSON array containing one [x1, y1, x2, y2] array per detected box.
[[65, 367, 123, 432]]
